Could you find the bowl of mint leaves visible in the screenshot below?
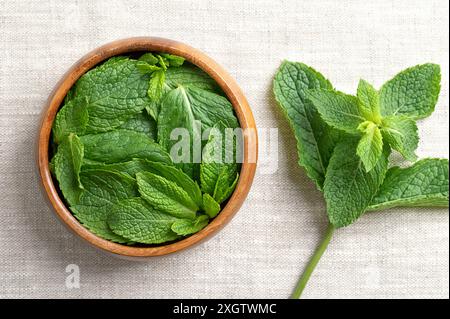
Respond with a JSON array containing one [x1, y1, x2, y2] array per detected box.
[[38, 37, 257, 258]]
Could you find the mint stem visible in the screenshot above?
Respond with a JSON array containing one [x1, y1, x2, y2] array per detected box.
[[291, 223, 335, 299]]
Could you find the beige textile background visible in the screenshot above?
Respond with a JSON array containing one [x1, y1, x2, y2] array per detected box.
[[0, 0, 448, 299]]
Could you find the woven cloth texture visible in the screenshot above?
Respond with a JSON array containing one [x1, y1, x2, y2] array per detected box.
[[0, 0, 448, 298]]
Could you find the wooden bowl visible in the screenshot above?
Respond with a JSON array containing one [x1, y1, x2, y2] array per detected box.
[[37, 37, 258, 259]]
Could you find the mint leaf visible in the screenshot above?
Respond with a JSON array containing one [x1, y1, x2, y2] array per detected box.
[[171, 215, 209, 236], [157, 55, 168, 70], [119, 112, 157, 140], [145, 90, 171, 121], [102, 56, 129, 65], [379, 64, 441, 119], [157, 87, 200, 178], [200, 121, 239, 202], [273, 61, 339, 190], [52, 96, 88, 143], [165, 64, 221, 93], [306, 89, 366, 134], [160, 53, 185, 67], [357, 121, 384, 172], [148, 70, 166, 101], [324, 137, 390, 227], [139, 161, 203, 208], [53, 134, 84, 206], [138, 53, 159, 65], [214, 170, 239, 204], [357, 79, 381, 123], [136, 172, 198, 220], [81, 160, 150, 177], [73, 58, 151, 133], [180, 86, 239, 129], [71, 170, 139, 243], [369, 159, 449, 211], [80, 130, 172, 164], [145, 64, 222, 120], [145, 104, 159, 121], [381, 116, 419, 162], [108, 198, 181, 244], [202, 193, 221, 218], [143, 53, 184, 103], [136, 61, 161, 74], [83, 160, 202, 208]]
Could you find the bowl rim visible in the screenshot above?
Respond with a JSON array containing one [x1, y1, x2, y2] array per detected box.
[[37, 37, 258, 258]]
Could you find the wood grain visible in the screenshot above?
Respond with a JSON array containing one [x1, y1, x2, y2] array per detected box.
[[37, 37, 258, 259]]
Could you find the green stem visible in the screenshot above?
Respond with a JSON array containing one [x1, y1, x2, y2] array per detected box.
[[291, 223, 335, 299]]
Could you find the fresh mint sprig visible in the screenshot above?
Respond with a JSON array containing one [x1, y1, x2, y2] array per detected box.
[[273, 61, 448, 298]]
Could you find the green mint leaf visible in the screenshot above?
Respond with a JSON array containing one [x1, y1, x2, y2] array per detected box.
[[148, 69, 166, 101], [102, 56, 129, 65], [145, 104, 158, 121], [145, 64, 222, 120], [81, 160, 149, 177], [71, 170, 139, 243], [379, 63, 441, 119], [80, 130, 172, 165], [306, 89, 366, 133], [381, 116, 419, 161], [158, 86, 238, 178], [157, 87, 199, 178], [160, 53, 185, 67], [213, 170, 239, 204], [356, 121, 384, 172], [139, 161, 203, 208], [52, 96, 88, 143], [136, 61, 161, 74], [119, 112, 157, 140], [73, 58, 151, 133], [157, 54, 168, 70], [138, 53, 159, 65], [145, 92, 171, 121], [273, 61, 339, 190], [202, 193, 221, 218], [142, 161, 203, 208], [179, 86, 239, 129], [82, 160, 202, 208], [165, 64, 221, 93], [136, 172, 198, 220], [171, 215, 209, 236], [357, 79, 382, 123], [200, 121, 239, 202], [368, 159, 449, 211], [53, 134, 84, 206], [324, 137, 390, 227], [107, 198, 181, 244]]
